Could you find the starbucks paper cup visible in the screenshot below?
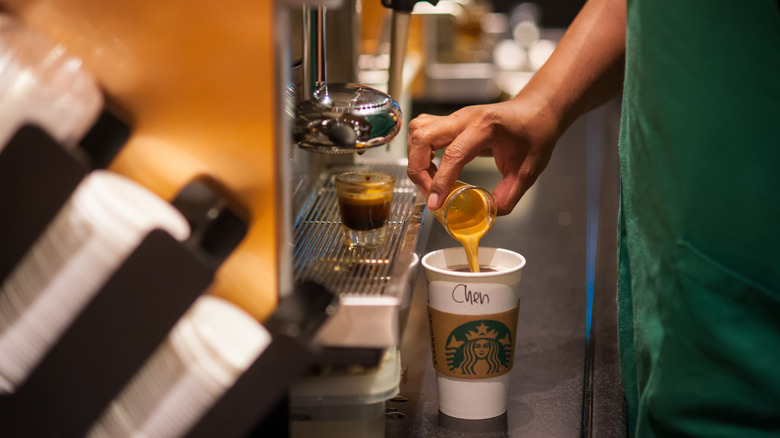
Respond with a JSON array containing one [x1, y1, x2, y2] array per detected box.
[[422, 247, 526, 420]]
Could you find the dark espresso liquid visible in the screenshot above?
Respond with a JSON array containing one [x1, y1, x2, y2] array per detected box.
[[453, 266, 497, 273], [338, 195, 392, 231]]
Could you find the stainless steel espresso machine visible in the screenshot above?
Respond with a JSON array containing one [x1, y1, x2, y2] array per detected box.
[[284, 1, 432, 434]]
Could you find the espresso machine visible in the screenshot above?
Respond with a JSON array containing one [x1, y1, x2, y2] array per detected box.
[[0, 0, 433, 435], [286, 1, 433, 433]]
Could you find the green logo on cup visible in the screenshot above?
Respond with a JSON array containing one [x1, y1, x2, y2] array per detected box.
[[445, 320, 512, 377]]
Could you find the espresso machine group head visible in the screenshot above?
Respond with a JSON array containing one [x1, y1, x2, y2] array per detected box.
[[293, 0, 438, 155]]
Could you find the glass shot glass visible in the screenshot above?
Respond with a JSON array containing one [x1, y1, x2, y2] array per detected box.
[[334, 171, 396, 248]]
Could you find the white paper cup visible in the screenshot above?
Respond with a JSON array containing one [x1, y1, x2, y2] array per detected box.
[[422, 247, 526, 420]]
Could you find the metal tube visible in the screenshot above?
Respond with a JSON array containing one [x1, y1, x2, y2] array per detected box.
[[316, 6, 327, 86], [388, 10, 411, 104], [302, 5, 313, 98]]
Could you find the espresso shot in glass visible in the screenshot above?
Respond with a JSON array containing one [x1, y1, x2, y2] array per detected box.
[[334, 171, 396, 248]]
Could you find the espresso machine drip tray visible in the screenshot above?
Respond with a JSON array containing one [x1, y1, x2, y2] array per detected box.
[[293, 161, 427, 348]]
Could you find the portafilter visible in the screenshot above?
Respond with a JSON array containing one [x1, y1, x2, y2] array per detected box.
[[294, 82, 402, 154]]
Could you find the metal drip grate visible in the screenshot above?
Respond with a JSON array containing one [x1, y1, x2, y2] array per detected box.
[[293, 163, 422, 297]]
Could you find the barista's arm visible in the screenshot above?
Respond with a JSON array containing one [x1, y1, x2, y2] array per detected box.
[[407, 0, 626, 215]]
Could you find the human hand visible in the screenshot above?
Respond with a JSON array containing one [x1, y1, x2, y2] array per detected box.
[[406, 96, 561, 216]]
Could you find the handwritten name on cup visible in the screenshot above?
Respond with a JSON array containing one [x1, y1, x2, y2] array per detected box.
[[451, 283, 492, 306]]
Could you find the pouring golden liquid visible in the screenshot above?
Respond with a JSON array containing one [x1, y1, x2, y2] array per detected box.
[[432, 182, 497, 272]]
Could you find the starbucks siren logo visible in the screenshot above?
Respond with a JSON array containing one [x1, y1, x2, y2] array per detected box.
[[445, 320, 512, 377]]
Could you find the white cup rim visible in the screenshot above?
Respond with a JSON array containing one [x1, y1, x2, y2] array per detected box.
[[421, 247, 526, 278]]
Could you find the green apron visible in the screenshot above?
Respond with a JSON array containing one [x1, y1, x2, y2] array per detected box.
[[618, 1, 780, 436]]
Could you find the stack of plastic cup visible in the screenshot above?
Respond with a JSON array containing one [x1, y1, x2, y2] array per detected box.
[[0, 170, 191, 393], [0, 13, 102, 149], [87, 295, 272, 438]]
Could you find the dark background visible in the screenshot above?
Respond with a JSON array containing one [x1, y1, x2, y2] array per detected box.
[[491, 0, 586, 28]]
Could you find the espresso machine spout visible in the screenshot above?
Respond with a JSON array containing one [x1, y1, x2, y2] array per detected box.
[[383, 0, 439, 109]]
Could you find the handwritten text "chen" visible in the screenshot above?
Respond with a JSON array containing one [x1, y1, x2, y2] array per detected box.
[[451, 284, 490, 305]]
